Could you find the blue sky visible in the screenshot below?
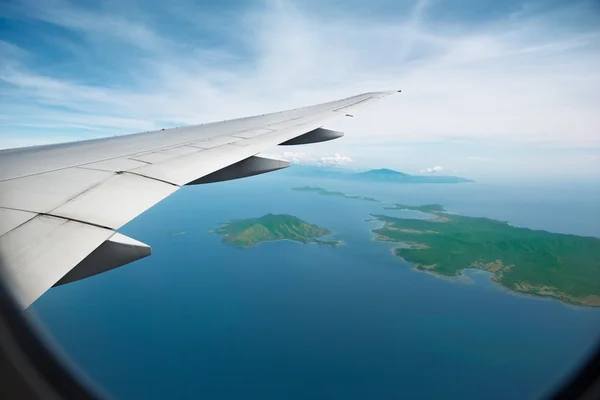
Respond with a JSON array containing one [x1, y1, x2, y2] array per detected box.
[[1, 0, 599, 181]]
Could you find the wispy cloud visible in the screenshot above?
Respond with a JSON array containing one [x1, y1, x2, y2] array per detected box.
[[12, 0, 174, 52], [0, 0, 599, 179]]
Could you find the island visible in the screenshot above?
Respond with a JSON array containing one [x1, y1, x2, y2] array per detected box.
[[371, 204, 600, 307], [292, 186, 380, 202], [213, 213, 341, 248], [350, 168, 473, 184]]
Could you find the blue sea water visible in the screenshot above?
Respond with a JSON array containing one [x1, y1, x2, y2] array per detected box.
[[29, 173, 600, 400]]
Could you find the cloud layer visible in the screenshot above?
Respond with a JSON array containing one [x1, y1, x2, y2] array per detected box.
[[0, 0, 599, 179], [278, 151, 353, 166]]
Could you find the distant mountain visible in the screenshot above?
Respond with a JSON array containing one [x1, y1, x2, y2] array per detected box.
[[283, 165, 473, 184], [349, 168, 473, 183], [354, 168, 410, 179]]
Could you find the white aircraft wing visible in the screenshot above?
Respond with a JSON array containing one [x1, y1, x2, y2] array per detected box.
[[0, 91, 397, 308]]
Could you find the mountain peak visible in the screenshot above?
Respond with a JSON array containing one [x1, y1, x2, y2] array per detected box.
[[361, 168, 409, 176]]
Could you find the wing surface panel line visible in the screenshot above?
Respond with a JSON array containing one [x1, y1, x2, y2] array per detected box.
[[0, 205, 119, 232], [36, 213, 116, 231], [119, 171, 181, 187], [43, 170, 116, 213], [126, 158, 153, 165]]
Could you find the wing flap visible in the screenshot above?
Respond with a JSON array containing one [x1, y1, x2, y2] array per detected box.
[[130, 144, 252, 185], [50, 172, 179, 230]]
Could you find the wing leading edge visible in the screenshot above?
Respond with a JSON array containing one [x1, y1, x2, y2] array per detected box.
[[0, 90, 398, 308]]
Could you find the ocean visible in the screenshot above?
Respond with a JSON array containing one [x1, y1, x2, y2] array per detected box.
[[28, 173, 600, 400]]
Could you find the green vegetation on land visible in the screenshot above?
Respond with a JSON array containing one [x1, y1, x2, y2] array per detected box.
[[213, 213, 340, 248], [292, 186, 380, 202], [372, 204, 600, 307]]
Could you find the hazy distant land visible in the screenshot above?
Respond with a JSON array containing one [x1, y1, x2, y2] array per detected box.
[[372, 204, 600, 307], [292, 186, 380, 202], [213, 213, 341, 248], [351, 169, 473, 183], [285, 166, 473, 184]]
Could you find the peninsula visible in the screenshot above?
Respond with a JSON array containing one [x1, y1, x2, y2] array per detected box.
[[213, 213, 341, 248], [371, 204, 600, 307], [292, 186, 380, 202]]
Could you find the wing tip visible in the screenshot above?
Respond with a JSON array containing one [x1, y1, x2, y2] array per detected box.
[[377, 89, 401, 96]]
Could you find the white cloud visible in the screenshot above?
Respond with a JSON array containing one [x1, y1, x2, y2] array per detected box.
[[420, 165, 444, 173], [1, 0, 599, 180], [277, 151, 353, 166], [318, 153, 353, 166]]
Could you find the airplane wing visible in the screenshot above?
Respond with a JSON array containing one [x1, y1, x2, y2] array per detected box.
[[0, 90, 397, 309]]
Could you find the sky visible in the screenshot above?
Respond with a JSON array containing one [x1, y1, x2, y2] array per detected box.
[[0, 0, 599, 182]]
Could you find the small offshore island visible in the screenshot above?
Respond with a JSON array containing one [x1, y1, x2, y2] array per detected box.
[[372, 204, 600, 307], [292, 186, 380, 202], [213, 213, 341, 248]]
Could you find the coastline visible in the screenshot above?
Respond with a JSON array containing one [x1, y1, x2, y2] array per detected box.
[[370, 219, 600, 308]]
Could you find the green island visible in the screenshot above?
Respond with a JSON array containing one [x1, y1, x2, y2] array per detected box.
[[371, 204, 600, 307], [292, 186, 380, 202], [213, 213, 341, 248]]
